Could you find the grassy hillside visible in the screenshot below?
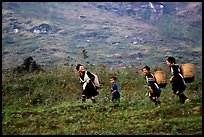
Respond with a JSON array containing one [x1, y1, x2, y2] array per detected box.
[[2, 65, 202, 135], [2, 3, 202, 134]]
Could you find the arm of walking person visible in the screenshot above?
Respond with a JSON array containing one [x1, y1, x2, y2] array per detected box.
[[148, 86, 153, 93], [169, 76, 174, 83], [111, 89, 116, 94]]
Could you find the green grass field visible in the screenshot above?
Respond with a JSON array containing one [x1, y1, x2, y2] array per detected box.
[[2, 66, 202, 135]]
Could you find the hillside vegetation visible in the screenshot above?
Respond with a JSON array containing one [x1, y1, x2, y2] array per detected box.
[[2, 64, 202, 135], [2, 2, 202, 135]]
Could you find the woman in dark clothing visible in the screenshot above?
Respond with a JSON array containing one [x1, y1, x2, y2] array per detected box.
[[76, 64, 98, 106], [142, 66, 161, 106], [165, 57, 190, 104]]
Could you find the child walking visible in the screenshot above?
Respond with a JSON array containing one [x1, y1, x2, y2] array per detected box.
[[142, 66, 161, 106], [165, 57, 190, 104], [110, 76, 120, 107]]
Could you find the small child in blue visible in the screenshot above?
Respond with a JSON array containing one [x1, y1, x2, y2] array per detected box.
[[110, 76, 120, 106]]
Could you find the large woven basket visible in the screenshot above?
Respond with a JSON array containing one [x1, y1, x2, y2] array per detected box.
[[180, 63, 195, 83], [153, 70, 166, 88]]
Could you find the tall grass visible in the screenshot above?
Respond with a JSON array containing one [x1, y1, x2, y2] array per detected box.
[[2, 65, 202, 135]]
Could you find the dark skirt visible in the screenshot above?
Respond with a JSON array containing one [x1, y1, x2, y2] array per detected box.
[[148, 84, 161, 98], [149, 88, 161, 100], [172, 75, 186, 93], [82, 82, 98, 98]]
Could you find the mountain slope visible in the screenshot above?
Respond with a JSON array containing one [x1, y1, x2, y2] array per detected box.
[[2, 2, 202, 71]]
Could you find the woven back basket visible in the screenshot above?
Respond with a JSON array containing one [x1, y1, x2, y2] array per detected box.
[[153, 70, 166, 88], [180, 64, 195, 83]]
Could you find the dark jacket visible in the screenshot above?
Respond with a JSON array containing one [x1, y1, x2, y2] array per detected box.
[[145, 72, 161, 98], [170, 64, 186, 92], [79, 71, 98, 98]]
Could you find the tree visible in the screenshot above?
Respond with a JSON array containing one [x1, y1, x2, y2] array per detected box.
[[82, 49, 88, 60]]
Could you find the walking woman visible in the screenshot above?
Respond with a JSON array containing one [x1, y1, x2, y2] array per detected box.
[[165, 57, 190, 104], [76, 64, 99, 106]]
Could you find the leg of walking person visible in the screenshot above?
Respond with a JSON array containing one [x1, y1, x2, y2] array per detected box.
[[82, 94, 86, 105], [175, 91, 188, 104], [90, 96, 96, 103]]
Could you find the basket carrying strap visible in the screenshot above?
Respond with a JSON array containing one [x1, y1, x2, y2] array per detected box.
[[91, 73, 100, 88]]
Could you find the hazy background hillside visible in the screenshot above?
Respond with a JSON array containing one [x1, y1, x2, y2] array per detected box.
[[2, 2, 202, 72]]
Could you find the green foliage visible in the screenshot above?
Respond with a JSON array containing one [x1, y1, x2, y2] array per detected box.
[[82, 49, 88, 59], [2, 65, 202, 135]]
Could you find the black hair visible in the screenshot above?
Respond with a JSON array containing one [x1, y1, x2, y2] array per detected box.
[[167, 57, 176, 64], [110, 76, 117, 81], [76, 64, 83, 71], [143, 65, 151, 71]]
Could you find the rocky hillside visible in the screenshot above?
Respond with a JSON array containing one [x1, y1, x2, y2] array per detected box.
[[2, 2, 202, 71]]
